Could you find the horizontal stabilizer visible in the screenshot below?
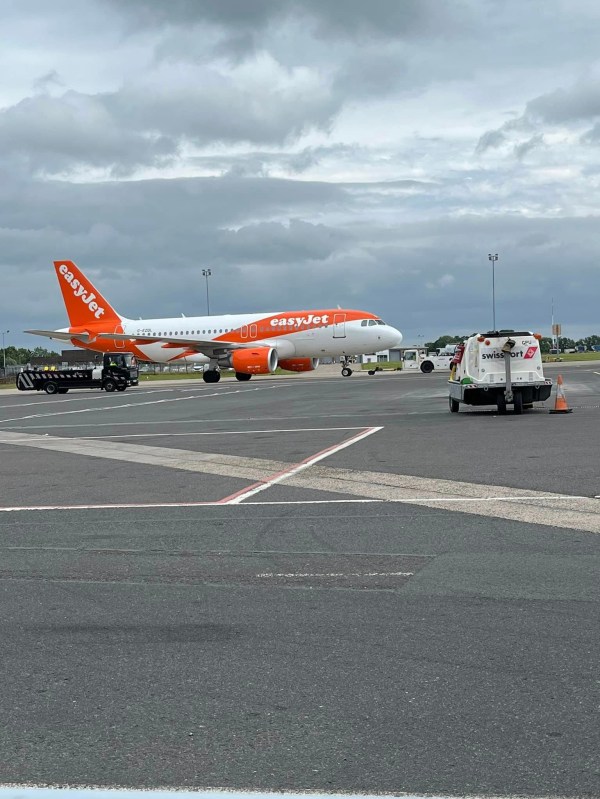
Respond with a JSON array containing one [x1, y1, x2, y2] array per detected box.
[[24, 329, 92, 343]]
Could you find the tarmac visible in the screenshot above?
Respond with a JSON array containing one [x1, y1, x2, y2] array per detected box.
[[0, 362, 599, 797]]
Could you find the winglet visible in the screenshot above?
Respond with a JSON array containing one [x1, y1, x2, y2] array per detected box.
[[54, 260, 122, 328]]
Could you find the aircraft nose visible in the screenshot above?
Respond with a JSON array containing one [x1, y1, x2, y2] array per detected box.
[[386, 325, 403, 347]]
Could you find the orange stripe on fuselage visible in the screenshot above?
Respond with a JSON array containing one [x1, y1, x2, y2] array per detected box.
[[213, 309, 376, 344]]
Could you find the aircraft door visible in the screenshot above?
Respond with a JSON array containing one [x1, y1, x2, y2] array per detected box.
[[333, 313, 346, 338], [114, 324, 125, 349]]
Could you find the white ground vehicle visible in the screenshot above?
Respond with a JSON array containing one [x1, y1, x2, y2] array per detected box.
[[448, 331, 552, 414], [403, 345, 457, 374]]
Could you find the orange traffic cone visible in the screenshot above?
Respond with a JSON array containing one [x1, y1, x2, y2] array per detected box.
[[549, 374, 573, 414]]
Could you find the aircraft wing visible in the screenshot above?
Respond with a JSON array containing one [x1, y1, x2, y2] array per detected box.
[[95, 332, 254, 354], [24, 329, 93, 343]]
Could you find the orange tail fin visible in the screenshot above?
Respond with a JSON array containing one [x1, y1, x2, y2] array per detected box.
[[54, 260, 122, 328]]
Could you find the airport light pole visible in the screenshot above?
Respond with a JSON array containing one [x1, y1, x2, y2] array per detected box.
[[202, 268, 212, 316], [488, 253, 498, 330], [2, 330, 8, 373]]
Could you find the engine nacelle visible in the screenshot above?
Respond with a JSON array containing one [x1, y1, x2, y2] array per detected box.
[[220, 347, 278, 375], [278, 357, 319, 373]]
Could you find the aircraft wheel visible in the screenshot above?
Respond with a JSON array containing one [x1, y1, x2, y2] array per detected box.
[[203, 369, 221, 383], [44, 383, 58, 394], [341, 367, 353, 377], [368, 370, 376, 376], [235, 372, 252, 381]]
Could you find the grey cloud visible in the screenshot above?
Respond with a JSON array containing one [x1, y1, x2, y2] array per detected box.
[[0, 92, 178, 175], [514, 134, 544, 160], [580, 122, 600, 144], [32, 70, 63, 94], [0, 77, 340, 175], [479, 80, 600, 159], [332, 47, 408, 100], [216, 219, 350, 265], [103, 0, 462, 39], [526, 81, 600, 124], [475, 129, 507, 154]]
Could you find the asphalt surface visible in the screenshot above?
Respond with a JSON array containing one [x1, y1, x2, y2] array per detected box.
[[0, 365, 599, 796]]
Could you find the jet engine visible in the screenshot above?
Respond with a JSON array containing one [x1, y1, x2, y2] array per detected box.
[[219, 347, 278, 375], [278, 357, 319, 372]]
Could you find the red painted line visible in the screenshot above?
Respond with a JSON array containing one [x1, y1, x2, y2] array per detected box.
[[218, 426, 382, 504]]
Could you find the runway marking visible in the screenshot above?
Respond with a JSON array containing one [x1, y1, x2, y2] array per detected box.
[[256, 571, 414, 578], [0, 426, 365, 443], [0, 388, 179, 409], [0, 499, 378, 512], [0, 384, 283, 423], [0, 495, 593, 512], [0, 410, 440, 431], [0, 783, 585, 799], [221, 426, 382, 504], [1, 430, 599, 533]]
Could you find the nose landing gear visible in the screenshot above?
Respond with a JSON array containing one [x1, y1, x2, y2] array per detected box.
[[341, 357, 353, 377]]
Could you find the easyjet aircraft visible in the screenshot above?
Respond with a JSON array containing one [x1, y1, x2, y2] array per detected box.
[[26, 260, 402, 381]]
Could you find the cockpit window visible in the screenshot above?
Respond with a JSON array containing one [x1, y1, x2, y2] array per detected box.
[[377, 320, 386, 325], [368, 320, 377, 326], [361, 320, 368, 327]]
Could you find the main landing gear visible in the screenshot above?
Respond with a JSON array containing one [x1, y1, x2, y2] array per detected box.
[[341, 357, 353, 377], [203, 369, 221, 383], [235, 372, 252, 381]]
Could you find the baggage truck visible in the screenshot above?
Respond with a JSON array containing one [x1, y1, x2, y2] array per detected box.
[[16, 353, 139, 395], [448, 331, 552, 414]]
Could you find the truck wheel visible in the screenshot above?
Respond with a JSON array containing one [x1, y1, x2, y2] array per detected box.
[[449, 397, 460, 413], [103, 378, 117, 392], [497, 395, 507, 415], [44, 383, 58, 395], [513, 392, 523, 415], [420, 361, 434, 374], [57, 388, 69, 394]]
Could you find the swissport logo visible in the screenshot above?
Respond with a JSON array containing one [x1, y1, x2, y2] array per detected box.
[[58, 263, 105, 319], [524, 346, 537, 359], [270, 314, 329, 328]]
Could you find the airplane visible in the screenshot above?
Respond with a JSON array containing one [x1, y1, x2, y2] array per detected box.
[[26, 260, 403, 382]]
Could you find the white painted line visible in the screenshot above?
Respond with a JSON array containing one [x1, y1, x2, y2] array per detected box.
[[0, 388, 177, 409], [256, 571, 414, 578], [0, 384, 281, 423], [0, 410, 434, 430], [222, 426, 383, 504], [0, 495, 594, 514], [0, 499, 381, 513], [0, 784, 577, 799], [0, 426, 365, 444]]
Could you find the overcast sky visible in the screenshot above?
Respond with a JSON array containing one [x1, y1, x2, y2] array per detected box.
[[2, 0, 600, 349]]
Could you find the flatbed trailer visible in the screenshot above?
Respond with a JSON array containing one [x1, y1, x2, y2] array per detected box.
[[16, 353, 139, 395]]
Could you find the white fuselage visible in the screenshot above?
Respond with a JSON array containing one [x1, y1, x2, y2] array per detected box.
[[100, 311, 403, 364]]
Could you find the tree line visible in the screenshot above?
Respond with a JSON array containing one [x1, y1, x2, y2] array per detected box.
[[424, 334, 600, 353], [0, 346, 60, 366]]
